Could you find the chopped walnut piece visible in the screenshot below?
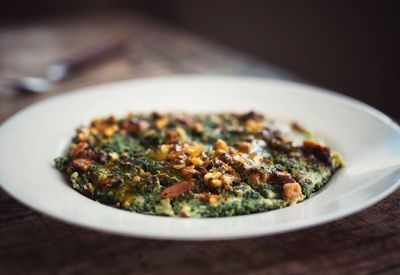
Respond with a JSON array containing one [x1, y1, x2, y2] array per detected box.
[[166, 130, 178, 144], [183, 144, 204, 157], [232, 154, 246, 164], [72, 158, 92, 172], [181, 166, 201, 179], [249, 153, 264, 164], [246, 119, 263, 134], [239, 111, 264, 122], [303, 140, 331, 164], [103, 125, 119, 137], [70, 142, 89, 158], [77, 127, 91, 142], [270, 138, 292, 152], [283, 182, 304, 202], [237, 142, 252, 153], [222, 174, 235, 185], [173, 164, 186, 170], [97, 151, 109, 164], [209, 194, 220, 204], [190, 157, 204, 166], [176, 115, 193, 127], [192, 123, 203, 134], [106, 115, 117, 124], [151, 111, 164, 120], [250, 171, 261, 184], [103, 175, 124, 187], [155, 117, 169, 129], [167, 150, 187, 163], [214, 139, 229, 156], [215, 139, 229, 151], [204, 171, 221, 181], [249, 169, 269, 184], [267, 171, 295, 187], [121, 119, 149, 133], [148, 144, 172, 160], [275, 172, 295, 183], [210, 179, 223, 188], [204, 171, 224, 188], [176, 127, 187, 141]]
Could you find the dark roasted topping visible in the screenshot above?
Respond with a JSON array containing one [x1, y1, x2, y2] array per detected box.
[[239, 111, 264, 122], [72, 158, 92, 172], [303, 140, 331, 164]]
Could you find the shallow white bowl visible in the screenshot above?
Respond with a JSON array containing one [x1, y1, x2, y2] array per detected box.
[[0, 75, 399, 240]]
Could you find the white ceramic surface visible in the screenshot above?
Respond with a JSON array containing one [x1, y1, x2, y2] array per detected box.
[[0, 75, 399, 240]]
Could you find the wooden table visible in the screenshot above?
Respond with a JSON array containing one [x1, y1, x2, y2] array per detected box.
[[1, 13, 399, 275]]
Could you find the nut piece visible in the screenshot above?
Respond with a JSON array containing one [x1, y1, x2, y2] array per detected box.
[[181, 166, 201, 179], [192, 122, 203, 134], [214, 139, 229, 155], [215, 139, 229, 151], [121, 119, 149, 133], [148, 144, 172, 161], [246, 119, 263, 134], [155, 118, 169, 129], [239, 111, 264, 122], [208, 195, 220, 204], [221, 174, 235, 185], [237, 142, 252, 153], [283, 182, 304, 202], [184, 144, 204, 157], [72, 158, 92, 172], [249, 169, 268, 184], [204, 171, 223, 188], [70, 142, 89, 158], [103, 125, 119, 137], [210, 179, 223, 188], [232, 154, 246, 164], [303, 140, 331, 164], [77, 127, 91, 142], [190, 157, 204, 166], [103, 175, 124, 187], [176, 127, 187, 141]]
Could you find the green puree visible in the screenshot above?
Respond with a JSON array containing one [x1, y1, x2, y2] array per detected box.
[[55, 111, 343, 218]]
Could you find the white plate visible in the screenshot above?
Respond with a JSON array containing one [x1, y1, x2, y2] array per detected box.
[[0, 75, 399, 240]]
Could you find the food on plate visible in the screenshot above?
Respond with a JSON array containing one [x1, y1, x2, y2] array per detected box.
[[55, 111, 343, 217]]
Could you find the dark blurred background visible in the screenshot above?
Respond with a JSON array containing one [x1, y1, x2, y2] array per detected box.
[[1, 0, 399, 117]]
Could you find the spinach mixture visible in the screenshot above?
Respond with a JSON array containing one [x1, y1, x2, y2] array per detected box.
[[55, 111, 343, 218]]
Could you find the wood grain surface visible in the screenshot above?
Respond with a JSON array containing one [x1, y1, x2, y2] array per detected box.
[[0, 13, 399, 275]]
